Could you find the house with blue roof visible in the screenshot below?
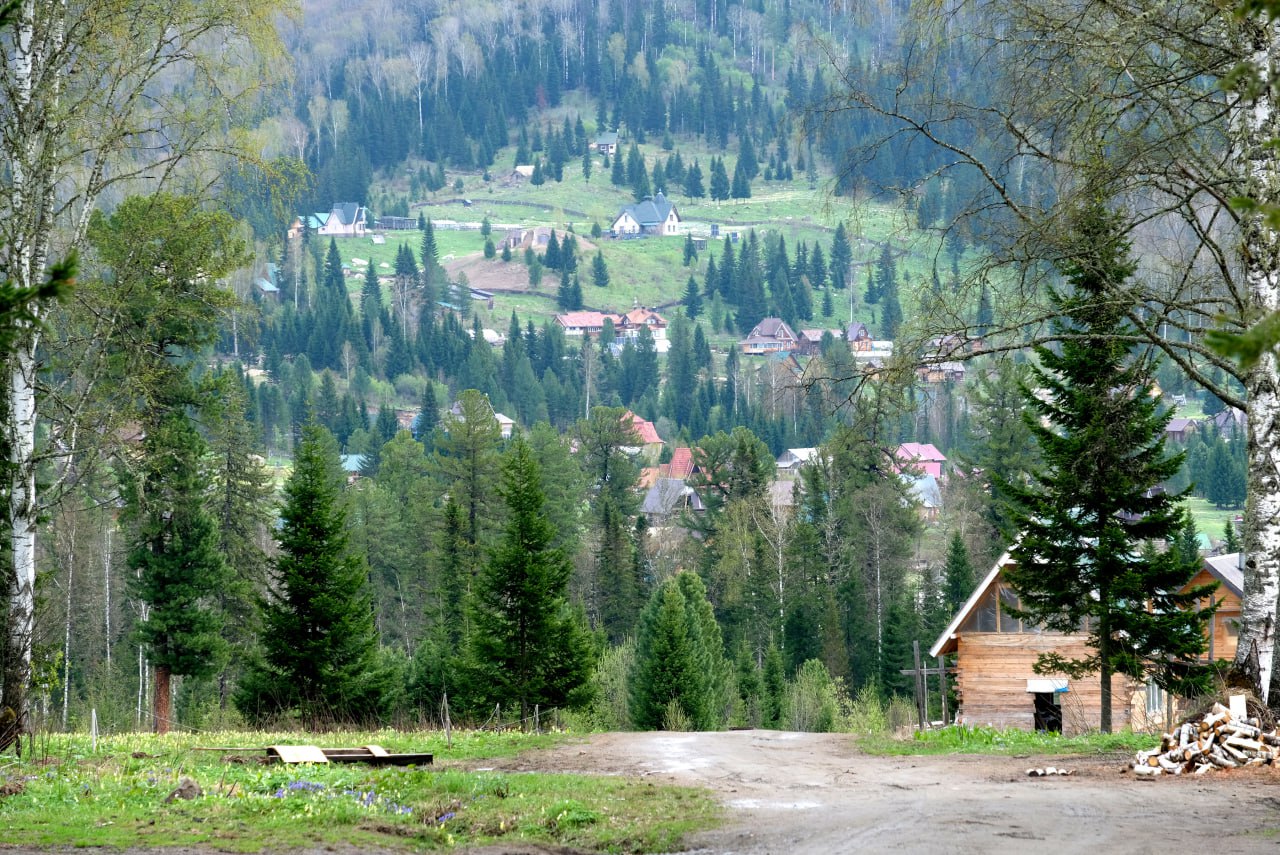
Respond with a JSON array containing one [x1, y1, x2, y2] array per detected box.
[[610, 191, 681, 237]]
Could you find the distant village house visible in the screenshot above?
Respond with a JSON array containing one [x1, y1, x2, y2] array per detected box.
[[610, 191, 681, 237], [317, 203, 368, 237]]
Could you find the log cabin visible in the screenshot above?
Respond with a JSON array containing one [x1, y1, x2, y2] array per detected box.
[[930, 551, 1243, 735]]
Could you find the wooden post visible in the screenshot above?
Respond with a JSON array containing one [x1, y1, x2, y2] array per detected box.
[[91, 708, 98, 752], [442, 692, 452, 749], [534, 704, 540, 734], [912, 640, 927, 730], [937, 657, 949, 726]]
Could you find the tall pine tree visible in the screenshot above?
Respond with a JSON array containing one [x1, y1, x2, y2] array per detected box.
[[464, 438, 594, 722], [236, 424, 388, 726], [127, 407, 230, 734], [1002, 199, 1213, 732]]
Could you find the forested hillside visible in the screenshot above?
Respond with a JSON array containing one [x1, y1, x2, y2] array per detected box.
[[8, 0, 1249, 737]]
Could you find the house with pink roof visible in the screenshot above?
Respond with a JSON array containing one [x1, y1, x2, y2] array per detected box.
[[895, 442, 947, 479], [555, 311, 615, 336], [623, 410, 664, 462]]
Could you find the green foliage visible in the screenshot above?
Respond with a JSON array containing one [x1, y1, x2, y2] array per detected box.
[[126, 409, 230, 683], [1002, 200, 1213, 730], [575, 638, 636, 730], [942, 532, 976, 616], [630, 572, 729, 731], [863, 724, 1155, 756], [784, 659, 848, 733], [464, 438, 595, 721], [236, 424, 389, 727]]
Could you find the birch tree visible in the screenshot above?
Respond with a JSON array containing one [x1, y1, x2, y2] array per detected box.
[[0, 0, 285, 735]]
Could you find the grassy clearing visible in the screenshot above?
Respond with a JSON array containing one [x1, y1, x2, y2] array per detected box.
[[1185, 496, 1242, 541], [860, 724, 1156, 757], [0, 730, 718, 853]]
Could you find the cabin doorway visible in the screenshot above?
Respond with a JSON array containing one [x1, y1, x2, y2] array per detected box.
[[1033, 692, 1062, 733]]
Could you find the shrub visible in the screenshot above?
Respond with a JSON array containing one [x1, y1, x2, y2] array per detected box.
[[784, 659, 846, 733]]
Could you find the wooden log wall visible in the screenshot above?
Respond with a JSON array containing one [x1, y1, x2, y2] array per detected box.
[[955, 633, 1136, 735]]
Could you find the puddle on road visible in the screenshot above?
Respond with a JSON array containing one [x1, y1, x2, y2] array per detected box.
[[728, 798, 822, 810]]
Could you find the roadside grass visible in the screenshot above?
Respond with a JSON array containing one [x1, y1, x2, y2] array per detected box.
[[860, 725, 1156, 757], [0, 730, 718, 853]]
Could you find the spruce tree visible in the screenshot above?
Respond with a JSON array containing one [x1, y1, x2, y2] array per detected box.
[[1224, 519, 1242, 553], [762, 643, 786, 728], [591, 250, 610, 288], [630, 571, 727, 730], [683, 275, 703, 318], [611, 147, 625, 185], [1001, 200, 1213, 732], [414, 382, 439, 442], [685, 160, 705, 198], [730, 158, 752, 198], [942, 532, 976, 616], [830, 224, 852, 291], [201, 370, 274, 706], [127, 407, 229, 734], [976, 283, 995, 336], [465, 438, 594, 722], [1174, 509, 1202, 566], [709, 157, 730, 201], [236, 423, 387, 727]]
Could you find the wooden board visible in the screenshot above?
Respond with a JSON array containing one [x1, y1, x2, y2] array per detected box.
[[268, 745, 330, 764]]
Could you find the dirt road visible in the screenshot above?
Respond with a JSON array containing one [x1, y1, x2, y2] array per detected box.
[[492, 729, 1280, 854]]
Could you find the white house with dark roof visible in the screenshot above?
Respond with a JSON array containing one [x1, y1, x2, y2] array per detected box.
[[594, 131, 619, 156], [610, 191, 681, 237], [739, 317, 800, 355], [318, 203, 368, 237]]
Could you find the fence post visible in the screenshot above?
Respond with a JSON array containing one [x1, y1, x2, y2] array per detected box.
[[534, 704, 540, 734], [912, 640, 927, 731], [937, 657, 949, 726], [91, 709, 98, 752], [442, 693, 452, 749]]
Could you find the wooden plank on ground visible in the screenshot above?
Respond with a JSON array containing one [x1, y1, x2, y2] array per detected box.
[[268, 745, 330, 764]]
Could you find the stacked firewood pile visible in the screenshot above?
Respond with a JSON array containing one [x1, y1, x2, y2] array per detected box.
[[1133, 702, 1279, 776]]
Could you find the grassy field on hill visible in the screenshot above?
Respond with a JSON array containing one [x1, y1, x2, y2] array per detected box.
[[335, 132, 961, 335]]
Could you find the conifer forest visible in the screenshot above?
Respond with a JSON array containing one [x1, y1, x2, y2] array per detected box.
[[0, 0, 1273, 739]]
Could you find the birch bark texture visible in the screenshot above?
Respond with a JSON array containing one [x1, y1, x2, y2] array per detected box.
[[1239, 18, 1280, 702], [0, 0, 285, 733]]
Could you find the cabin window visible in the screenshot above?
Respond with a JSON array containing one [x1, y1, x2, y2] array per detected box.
[[1146, 680, 1166, 717], [972, 586, 998, 632], [998, 587, 1021, 633]]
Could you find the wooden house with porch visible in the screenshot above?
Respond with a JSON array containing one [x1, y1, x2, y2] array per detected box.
[[930, 551, 1243, 735]]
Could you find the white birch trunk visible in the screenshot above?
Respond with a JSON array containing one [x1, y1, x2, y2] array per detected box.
[[61, 526, 73, 732], [1236, 20, 1280, 703]]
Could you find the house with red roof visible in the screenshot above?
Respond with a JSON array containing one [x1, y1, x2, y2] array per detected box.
[[895, 442, 947, 479], [623, 410, 663, 462], [739, 317, 800, 355], [659, 447, 696, 480], [555, 311, 614, 336]]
